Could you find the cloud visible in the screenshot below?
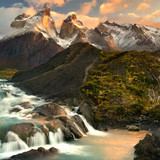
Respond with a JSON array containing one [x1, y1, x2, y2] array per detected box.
[[137, 2, 150, 12], [26, 6, 36, 16], [25, 0, 70, 8], [77, 0, 97, 15], [51, 11, 100, 29], [100, 0, 128, 15], [0, 6, 28, 29], [111, 10, 160, 28], [12, 3, 24, 8]]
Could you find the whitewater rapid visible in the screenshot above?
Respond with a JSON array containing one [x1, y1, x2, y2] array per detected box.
[[0, 79, 108, 159]]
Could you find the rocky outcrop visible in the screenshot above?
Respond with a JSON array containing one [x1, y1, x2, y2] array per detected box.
[[127, 125, 140, 132], [134, 129, 160, 160], [59, 14, 84, 39], [9, 123, 36, 142], [0, 32, 63, 70], [0, 5, 62, 70], [33, 103, 67, 117], [11, 13, 30, 28], [86, 28, 119, 51], [8, 147, 58, 160]]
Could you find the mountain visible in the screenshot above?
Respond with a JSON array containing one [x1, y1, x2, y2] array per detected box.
[[97, 21, 160, 51], [12, 43, 100, 99], [12, 42, 160, 130], [1, 5, 160, 70], [0, 5, 63, 70]]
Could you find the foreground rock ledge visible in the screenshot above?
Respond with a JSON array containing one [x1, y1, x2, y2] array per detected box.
[[7, 147, 58, 160], [134, 129, 160, 160]]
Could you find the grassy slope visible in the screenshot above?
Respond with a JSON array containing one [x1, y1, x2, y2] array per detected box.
[[80, 50, 160, 122], [0, 68, 18, 80]]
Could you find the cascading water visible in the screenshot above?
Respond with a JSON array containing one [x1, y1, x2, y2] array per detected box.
[[49, 129, 64, 145], [0, 79, 104, 159], [0, 131, 28, 153], [28, 132, 46, 147], [0, 79, 145, 160]]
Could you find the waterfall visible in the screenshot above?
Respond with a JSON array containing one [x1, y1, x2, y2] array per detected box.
[[0, 131, 29, 153], [49, 128, 64, 145], [74, 123, 87, 137], [80, 115, 107, 136], [28, 132, 46, 147]]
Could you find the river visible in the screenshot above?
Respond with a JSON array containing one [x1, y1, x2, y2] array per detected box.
[[0, 79, 147, 160]]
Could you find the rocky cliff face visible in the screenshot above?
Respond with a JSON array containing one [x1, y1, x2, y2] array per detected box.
[[0, 5, 63, 70], [59, 14, 84, 39], [0, 32, 63, 70], [97, 21, 160, 51]]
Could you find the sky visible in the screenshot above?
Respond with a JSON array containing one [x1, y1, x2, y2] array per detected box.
[[0, 0, 160, 35]]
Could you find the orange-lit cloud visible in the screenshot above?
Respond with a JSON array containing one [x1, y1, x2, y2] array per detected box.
[[100, 0, 128, 15], [111, 10, 160, 28], [26, 6, 36, 16], [77, 0, 97, 15], [137, 2, 150, 12], [25, 0, 69, 7]]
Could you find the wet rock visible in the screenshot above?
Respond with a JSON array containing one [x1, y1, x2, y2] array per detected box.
[[9, 107, 22, 113], [33, 103, 67, 117], [20, 102, 33, 109], [77, 103, 94, 126], [127, 125, 140, 132], [134, 129, 160, 160], [10, 123, 36, 142], [96, 122, 108, 131], [9, 147, 58, 160], [58, 116, 83, 139], [72, 115, 88, 134], [47, 119, 74, 141]]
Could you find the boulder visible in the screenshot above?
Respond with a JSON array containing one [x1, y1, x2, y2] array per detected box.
[[33, 103, 67, 117], [71, 115, 88, 134], [9, 147, 58, 160], [9, 107, 21, 113], [134, 131, 160, 160], [47, 119, 74, 141], [77, 103, 95, 125], [58, 116, 83, 139], [127, 125, 140, 131], [20, 102, 33, 109], [10, 123, 36, 142]]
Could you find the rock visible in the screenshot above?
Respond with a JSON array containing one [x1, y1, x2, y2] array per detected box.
[[9, 107, 21, 113], [47, 119, 74, 141], [9, 147, 58, 160], [59, 14, 83, 39], [33, 103, 67, 117], [77, 103, 95, 126], [10, 123, 36, 142], [134, 131, 160, 160], [96, 122, 108, 131], [127, 125, 140, 131], [71, 115, 88, 134], [20, 102, 33, 109], [0, 32, 63, 70], [58, 116, 83, 139]]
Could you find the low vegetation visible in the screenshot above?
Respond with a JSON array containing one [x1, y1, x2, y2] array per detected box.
[[80, 50, 160, 121], [0, 68, 18, 80]]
